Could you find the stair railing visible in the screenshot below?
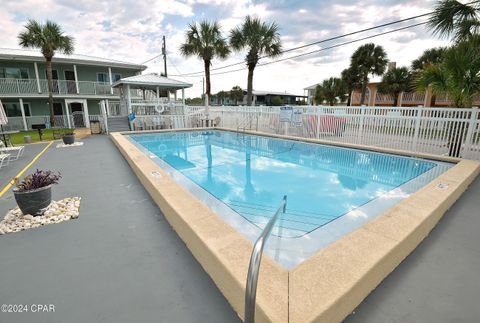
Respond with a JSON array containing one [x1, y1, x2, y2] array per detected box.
[[244, 195, 287, 323]]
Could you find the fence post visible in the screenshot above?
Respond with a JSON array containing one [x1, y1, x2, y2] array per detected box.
[[100, 100, 109, 134], [463, 107, 478, 158], [358, 105, 365, 142], [315, 106, 321, 139], [412, 107, 422, 151]]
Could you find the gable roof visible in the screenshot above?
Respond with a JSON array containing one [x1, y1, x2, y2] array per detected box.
[[112, 73, 192, 89], [0, 48, 146, 70], [304, 83, 320, 90]]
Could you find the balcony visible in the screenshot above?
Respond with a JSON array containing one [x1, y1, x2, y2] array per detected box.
[[0, 78, 119, 97]]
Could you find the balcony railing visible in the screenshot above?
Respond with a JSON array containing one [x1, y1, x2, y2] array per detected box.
[[0, 78, 120, 96]]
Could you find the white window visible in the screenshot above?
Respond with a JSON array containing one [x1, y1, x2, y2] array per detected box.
[[0, 67, 29, 79], [97, 73, 108, 83], [97, 72, 122, 83], [113, 73, 121, 82], [3, 102, 31, 117]]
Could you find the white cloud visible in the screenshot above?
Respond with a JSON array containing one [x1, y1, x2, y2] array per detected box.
[[1, 0, 452, 98]]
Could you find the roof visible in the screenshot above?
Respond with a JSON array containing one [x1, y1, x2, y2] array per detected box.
[[112, 73, 192, 89], [0, 48, 146, 70], [249, 90, 305, 97], [304, 83, 320, 90]]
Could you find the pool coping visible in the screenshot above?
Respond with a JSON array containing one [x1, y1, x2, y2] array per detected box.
[[111, 127, 480, 323]]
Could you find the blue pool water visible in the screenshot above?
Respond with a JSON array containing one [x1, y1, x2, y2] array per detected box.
[[128, 130, 452, 268]]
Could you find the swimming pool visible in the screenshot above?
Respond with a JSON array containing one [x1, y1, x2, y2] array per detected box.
[[128, 130, 452, 268]]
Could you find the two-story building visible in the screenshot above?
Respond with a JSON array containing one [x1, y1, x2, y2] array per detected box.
[[211, 89, 306, 106], [0, 48, 146, 130]]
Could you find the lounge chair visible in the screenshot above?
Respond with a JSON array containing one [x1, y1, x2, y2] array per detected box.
[[0, 153, 10, 169], [0, 146, 24, 161]]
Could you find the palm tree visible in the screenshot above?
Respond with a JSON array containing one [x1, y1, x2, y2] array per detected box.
[[18, 20, 74, 127], [411, 47, 446, 72], [216, 90, 227, 105], [316, 77, 347, 106], [378, 67, 412, 107], [350, 43, 388, 105], [426, 0, 480, 157], [415, 39, 480, 156], [411, 47, 446, 107], [314, 85, 325, 105], [230, 16, 282, 106], [180, 21, 230, 106], [230, 85, 244, 105], [428, 0, 480, 42], [416, 40, 480, 109], [341, 67, 362, 106]]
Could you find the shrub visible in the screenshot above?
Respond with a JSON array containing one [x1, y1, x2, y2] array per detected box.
[[15, 169, 61, 192]]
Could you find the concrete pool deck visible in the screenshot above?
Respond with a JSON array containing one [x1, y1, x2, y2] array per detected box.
[[0, 134, 479, 322], [112, 128, 479, 322], [0, 136, 240, 323]]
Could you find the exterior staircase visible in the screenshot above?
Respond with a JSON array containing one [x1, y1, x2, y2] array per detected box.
[[107, 116, 130, 132]]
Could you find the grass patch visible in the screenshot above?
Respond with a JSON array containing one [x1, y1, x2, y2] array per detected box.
[[8, 129, 70, 145]]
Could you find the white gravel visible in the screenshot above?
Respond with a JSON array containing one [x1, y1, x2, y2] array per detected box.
[[0, 197, 81, 235]]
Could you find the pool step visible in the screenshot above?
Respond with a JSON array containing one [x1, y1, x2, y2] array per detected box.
[[229, 200, 332, 234], [107, 116, 130, 132]]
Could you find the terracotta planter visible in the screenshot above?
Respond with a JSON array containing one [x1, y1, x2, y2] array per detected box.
[[13, 185, 52, 216]]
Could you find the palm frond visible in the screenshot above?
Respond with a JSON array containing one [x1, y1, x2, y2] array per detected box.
[[18, 19, 74, 58], [378, 66, 412, 95], [428, 0, 480, 41]]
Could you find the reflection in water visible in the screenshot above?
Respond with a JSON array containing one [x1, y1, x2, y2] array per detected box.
[[131, 130, 450, 238], [338, 175, 367, 191]]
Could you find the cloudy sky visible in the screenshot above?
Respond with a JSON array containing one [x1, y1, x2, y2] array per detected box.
[[1, 0, 451, 97]]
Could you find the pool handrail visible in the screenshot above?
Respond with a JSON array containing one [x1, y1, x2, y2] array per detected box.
[[245, 195, 287, 323]]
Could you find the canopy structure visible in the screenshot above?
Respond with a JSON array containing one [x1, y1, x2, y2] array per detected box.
[[111, 73, 193, 121], [112, 73, 192, 91]]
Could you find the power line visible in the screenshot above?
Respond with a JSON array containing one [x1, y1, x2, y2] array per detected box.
[[167, 57, 192, 83], [142, 0, 480, 68], [143, 13, 431, 67], [170, 12, 432, 76], [177, 21, 428, 78]]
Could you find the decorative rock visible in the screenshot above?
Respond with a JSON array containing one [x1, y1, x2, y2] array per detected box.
[[0, 197, 81, 235]]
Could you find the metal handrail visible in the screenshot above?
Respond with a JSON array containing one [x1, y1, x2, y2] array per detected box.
[[245, 195, 287, 323]]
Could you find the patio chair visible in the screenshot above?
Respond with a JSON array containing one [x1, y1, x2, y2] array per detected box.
[[0, 146, 24, 161], [134, 120, 144, 131], [144, 118, 154, 130], [190, 116, 199, 128], [164, 117, 173, 129], [213, 117, 221, 127], [0, 153, 10, 169]]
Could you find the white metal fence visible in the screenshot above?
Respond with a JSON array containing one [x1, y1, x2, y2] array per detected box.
[[206, 105, 480, 160], [5, 115, 73, 129], [5, 114, 105, 131], [5, 104, 479, 160]]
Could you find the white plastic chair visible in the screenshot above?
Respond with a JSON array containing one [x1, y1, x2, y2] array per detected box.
[[0, 153, 10, 169], [0, 146, 24, 161]]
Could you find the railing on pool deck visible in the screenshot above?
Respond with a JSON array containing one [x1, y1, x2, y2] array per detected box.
[[245, 195, 287, 323]]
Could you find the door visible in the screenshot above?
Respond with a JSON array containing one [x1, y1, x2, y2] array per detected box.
[[64, 71, 76, 94], [53, 103, 63, 115], [53, 102, 64, 127], [70, 103, 85, 127]]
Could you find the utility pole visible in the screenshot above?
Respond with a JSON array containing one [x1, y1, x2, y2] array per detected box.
[[162, 35, 167, 77]]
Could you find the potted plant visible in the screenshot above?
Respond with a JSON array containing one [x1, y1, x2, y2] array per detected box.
[[62, 129, 75, 145], [13, 170, 61, 216]]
